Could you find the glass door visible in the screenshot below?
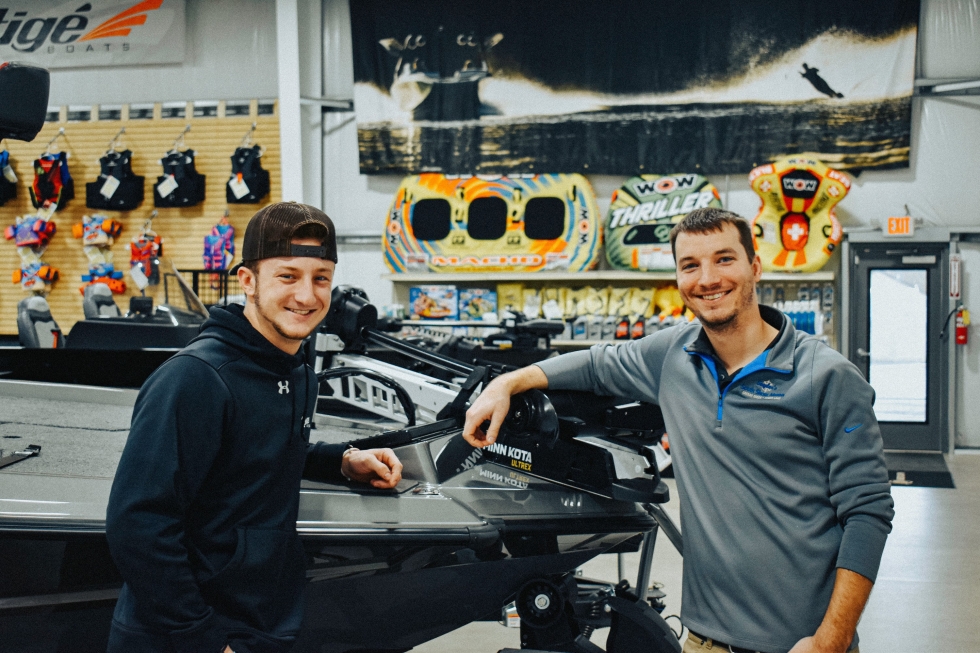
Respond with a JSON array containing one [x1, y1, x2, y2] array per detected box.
[[849, 244, 947, 452]]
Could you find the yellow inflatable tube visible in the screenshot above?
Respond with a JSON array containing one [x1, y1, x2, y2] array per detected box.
[[749, 156, 848, 272]]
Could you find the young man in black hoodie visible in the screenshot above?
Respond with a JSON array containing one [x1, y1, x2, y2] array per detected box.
[[106, 202, 403, 653]]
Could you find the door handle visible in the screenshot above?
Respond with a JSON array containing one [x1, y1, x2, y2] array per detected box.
[[856, 348, 871, 358]]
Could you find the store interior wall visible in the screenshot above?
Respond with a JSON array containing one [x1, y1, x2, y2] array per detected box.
[[316, 0, 980, 446]]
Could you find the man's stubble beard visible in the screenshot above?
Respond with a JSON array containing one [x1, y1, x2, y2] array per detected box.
[[691, 280, 758, 335], [251, 285, 320, 343]]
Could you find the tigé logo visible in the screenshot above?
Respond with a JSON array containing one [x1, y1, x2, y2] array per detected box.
[[0, 0, 162, 54]]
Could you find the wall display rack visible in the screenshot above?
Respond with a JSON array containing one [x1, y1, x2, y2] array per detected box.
[[0, 101, 280, 336]]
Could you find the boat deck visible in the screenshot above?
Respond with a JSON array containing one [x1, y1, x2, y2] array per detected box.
[[0, 382, 369, 480]]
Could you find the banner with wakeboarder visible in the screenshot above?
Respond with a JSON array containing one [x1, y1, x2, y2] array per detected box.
[[351, 0, 918, 175]]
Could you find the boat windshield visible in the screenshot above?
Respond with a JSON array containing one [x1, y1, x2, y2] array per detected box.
[[162, 260, 209, 319]]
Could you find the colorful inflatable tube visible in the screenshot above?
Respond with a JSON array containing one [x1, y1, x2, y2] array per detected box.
[[383, 174, 601, 274], [605, 174, 722, 271], [749, 156, 848, 272]]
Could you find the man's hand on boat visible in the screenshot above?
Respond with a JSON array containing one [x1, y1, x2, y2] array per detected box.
[[341, 447, 404, 488], [462, 366, 548, 448]]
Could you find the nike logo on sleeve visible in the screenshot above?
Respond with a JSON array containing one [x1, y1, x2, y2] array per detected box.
[[844, 424, 863, 433]]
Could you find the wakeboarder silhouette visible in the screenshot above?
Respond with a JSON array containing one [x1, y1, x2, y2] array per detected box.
[[800, 63, 844, 99]]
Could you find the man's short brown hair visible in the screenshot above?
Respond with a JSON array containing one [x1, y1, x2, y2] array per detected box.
[[669, 207, 755, 262]]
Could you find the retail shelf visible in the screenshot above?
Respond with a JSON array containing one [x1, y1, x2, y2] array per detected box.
[[551, 340, 615, 348], [383, 270, 834, 284]]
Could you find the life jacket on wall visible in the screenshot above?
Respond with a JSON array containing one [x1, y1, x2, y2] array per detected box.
[[86, 149, 145, 211], [155, 149, 206, 207], [383, 173, 602, 274], [749, 156, 848, 272], [203, 221, 235, 270], [605, 173, 723, 271], [226, 145, 270, 203], [13, 260, 59, 293], [0, 150, 16, 206], [5, 213, 56, 249], [72, 214, 126, 294], [131, 232, 163, 285], [30, 152, 74, 211], [79, 261, 126, 295], [72, 213, 123, 247]]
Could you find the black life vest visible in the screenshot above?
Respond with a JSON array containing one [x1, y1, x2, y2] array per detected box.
[[86, 149, 145, 211], [30, 151, 74, 211], [226, 145, 270, 203], [0, 150, 15, 206], [155, 149, 206, 207]]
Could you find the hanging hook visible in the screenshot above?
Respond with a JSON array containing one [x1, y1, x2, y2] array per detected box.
[[240, 122, 257, 148], [44, 128, 66, 155], [107, 126, 126, 153], [140, 209, 159, 234], [170, 124, 192, 153]]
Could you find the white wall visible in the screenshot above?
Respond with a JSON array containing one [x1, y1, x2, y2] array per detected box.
[[48, 0, 279, 105]]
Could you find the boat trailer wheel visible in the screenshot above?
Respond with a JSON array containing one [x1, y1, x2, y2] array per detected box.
[[516, 578, 566, 629]]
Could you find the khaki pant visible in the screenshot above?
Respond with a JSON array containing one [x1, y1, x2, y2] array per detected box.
[[682, 631, 860, 653]]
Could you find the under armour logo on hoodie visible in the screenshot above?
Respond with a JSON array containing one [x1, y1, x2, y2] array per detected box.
[[278, 380, 290, 395]]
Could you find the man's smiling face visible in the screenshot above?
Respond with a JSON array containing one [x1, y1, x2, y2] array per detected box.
[[240, 237, 335, 354], [674, 223, 761, 332]]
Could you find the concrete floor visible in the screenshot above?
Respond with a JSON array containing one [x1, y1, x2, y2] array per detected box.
[[414, 451, 980, 653]]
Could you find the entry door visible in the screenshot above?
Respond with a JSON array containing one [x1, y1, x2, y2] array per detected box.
[[849, 243, 948, 452]]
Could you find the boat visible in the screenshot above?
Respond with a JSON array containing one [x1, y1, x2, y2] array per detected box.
[[0, 289, 683, 653]]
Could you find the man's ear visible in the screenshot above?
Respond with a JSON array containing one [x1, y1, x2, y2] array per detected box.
[[238, 266, 256, 297], [751, 253, 763, 281]]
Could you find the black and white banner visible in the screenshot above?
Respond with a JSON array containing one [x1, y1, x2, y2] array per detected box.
[[0, 0, 184, 68], [352, 0, 919, 175]]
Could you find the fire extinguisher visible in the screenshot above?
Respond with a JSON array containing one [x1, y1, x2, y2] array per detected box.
[[955, 308, 970, 345]]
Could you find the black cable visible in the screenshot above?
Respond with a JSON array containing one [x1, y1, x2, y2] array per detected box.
[[317, 367, 417, 426], [939, 305, 962, 341], [663, 614, 684, 641]]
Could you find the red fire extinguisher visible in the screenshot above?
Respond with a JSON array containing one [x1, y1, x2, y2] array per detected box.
[[955, 308, 970, 345]]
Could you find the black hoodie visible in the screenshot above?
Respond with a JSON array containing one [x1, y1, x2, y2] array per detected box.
[[106, 304, 346, 653]]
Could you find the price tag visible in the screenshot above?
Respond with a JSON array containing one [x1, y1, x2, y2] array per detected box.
[[2, 165, 16, 183], [228, 175, 250, 199], [100, 175, 120, 199], [156, 175, 178, 198]]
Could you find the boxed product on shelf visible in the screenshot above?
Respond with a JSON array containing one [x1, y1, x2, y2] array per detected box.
[[521, 288, 541, 319], [410, 285, 459, 319], [459, 288, 497, 320], [497, 282, 524, 314]]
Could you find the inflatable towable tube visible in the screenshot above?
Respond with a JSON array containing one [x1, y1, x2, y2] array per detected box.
[[383, 174, 601, 274], [605, 174, 722, 271], [749, 156, 848, 272]]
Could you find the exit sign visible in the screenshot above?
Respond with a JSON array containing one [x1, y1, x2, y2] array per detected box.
[[885, 216, 914, 237]]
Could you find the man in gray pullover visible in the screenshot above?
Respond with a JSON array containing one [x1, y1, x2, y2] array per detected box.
[[462, 208, 893, 653]]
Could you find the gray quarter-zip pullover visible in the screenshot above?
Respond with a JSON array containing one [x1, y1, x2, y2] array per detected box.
[[535, 306, 893, 653]]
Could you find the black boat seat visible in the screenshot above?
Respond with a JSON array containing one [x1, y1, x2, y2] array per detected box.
[[17, 296, 64, 348], [83, 283, 122, 318]]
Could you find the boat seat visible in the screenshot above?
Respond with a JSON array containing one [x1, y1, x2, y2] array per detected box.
[[82, 283, 122, 318], [17, 296, 64, 348]]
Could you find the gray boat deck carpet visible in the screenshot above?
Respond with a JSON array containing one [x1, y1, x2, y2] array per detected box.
[[0, 395, 375, 480]]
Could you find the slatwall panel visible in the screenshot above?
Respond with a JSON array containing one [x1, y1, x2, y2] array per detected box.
[[0, 101, 281, 336]]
